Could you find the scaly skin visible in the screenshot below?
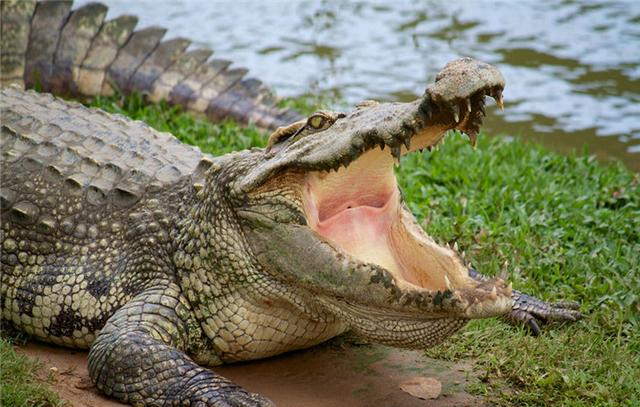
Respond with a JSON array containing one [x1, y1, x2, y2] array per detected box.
[[0, 0, 301, 129]]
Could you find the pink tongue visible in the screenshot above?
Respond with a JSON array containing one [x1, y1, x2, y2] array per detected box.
[[315, 204, 401, 275]]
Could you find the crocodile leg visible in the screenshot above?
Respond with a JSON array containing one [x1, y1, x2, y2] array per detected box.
[[505, 290, 582, 336], [467, 269, 583, 335], [88, 284, 273, 407]]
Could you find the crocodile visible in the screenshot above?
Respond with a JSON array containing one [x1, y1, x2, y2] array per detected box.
[[0, 1, 583, 407]]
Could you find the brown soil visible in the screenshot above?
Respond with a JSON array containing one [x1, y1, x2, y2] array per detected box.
[[17, 339, 484, 407]]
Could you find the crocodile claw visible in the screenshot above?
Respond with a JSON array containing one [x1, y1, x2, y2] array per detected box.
[[492, 88, 504, 110], [506, 291, 584, 336]]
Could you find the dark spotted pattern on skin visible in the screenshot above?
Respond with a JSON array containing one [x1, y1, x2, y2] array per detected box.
[[86, 277, 111, 299]]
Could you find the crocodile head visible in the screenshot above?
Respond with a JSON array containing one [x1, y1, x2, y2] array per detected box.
[[231, 58, 513, 348]]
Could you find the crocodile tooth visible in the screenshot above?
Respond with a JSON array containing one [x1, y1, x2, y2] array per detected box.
[[453, 241, 459, 252], [461, 250, 466, 259], [466, 98, 472, 113], [452, 104, 460, 123], [444, 275, 454, 291], [467, 130, 478, 149], [493, 88, 504, 110], [403, 137, 411, 150], [391, 146, 401, 165], [490, 286, 498, 300]]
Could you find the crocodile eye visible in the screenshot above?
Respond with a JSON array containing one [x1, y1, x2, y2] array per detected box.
[[266, 111, 345, 155], [308, 114, 326, 129]]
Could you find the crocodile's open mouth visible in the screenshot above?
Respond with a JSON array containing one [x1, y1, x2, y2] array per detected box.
[[301, 113, 512, 317], [304, 136, 470, 287], [303, 148, 463, 291]]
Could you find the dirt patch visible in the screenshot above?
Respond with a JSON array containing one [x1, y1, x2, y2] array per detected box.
[[15, 342, 123, 407], [17, 340, 484, 407]]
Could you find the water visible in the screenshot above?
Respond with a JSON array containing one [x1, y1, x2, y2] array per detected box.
[[80, 0, 640, 170]]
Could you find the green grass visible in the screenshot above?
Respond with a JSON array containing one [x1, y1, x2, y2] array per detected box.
[[4, 92, 637, 406], [0, 338, 63, 407]]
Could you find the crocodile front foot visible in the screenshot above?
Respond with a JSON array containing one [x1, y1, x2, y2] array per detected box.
[[88, 285, 276, 407], [506, 290, 583, 336], [468, 268, 583, 335]]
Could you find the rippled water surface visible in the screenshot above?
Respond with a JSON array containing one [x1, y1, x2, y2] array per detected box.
[[84, 0, 640, 170]]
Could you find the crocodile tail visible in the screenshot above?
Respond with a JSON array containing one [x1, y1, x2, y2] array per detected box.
[[0, 0, 302, 129]]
